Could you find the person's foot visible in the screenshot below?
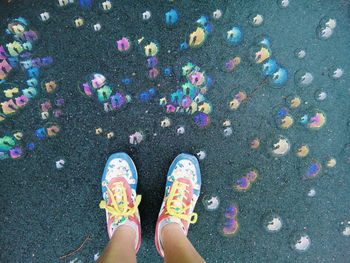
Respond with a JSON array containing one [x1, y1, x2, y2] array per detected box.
[[155, 153, 201, 257], [99, 152, 142, 252]]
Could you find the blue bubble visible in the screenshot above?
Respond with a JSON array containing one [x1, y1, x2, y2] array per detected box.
[[26, 78, 38, 87], [27, 142, 35, 150], [27, 67, 40, 78], [226, 27, 242, 43], [271, 67, 288, 85], [196, 15, 208, 26], [41, 56, 53, 66], [164, 67, 172, 75], [149, 87, 156, 95], [299, 114, 309, 125], [277, 107, 288, 118], [180, 42, 188, 50], [206, 75, 213, 86], [7, 57, 18, 67], [170, 89, 183, 105], [79, 0, 92, 7], [259, 36, 272, 47], [139, 90, 151, 102], [204, 24, 214, 34], [35, 127, 47, 138], [165, 9, 178, 24], [262, 58, 278, 76], [122, 78, 132, 84]]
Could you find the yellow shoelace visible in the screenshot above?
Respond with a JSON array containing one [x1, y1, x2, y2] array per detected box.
[[166, 180, 198, 224], [99, 181, 141, 218]]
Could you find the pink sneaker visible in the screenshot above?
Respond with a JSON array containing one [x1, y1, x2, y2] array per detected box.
[[99, 152, 142, 252], [155, 153, 201, 257]]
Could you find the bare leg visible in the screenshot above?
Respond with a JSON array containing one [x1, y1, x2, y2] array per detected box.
[[97, 225, 137, 263], [162, 223, 205, 263]]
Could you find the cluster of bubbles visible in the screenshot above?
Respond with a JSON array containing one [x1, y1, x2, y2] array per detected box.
[[250, 36, 288, 87], [0, 18, 59, 161], [219, 203, 239, 236], [234, 168, 259, 191], [1, 18, 53, 121], [160, 60, 213, 127], [80, 73, 131, 112], [55, 0, 114, 31]]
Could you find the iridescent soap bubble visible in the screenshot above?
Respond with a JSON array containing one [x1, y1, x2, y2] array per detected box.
[[229, 91, 246, 110], [291, 232, 311, 252], [93, 23, 102, 32], [202, 194, 220, 211], [294, 48, 306, 59], [142, 41, 159, 56], [307, 188, 316, 197], [320, 16, 337, 29], [39, 11, 50, 22], [142, 10, 151, 21], [194, 112, 210, 127], [160, 117, 171, 128], [100, 0, 112, 11], [295, 69, 313, 87], [225, 26, 243, 44], [262, 58, 278, 76], [248, 14, 264, 26], [304, 159, 322, 178], [196, 150, 206, 160], [295, 144, 309, 158], [272, 105, 293, 129], [249, 44, 271, 64], [316, 25, 333, 40], [262, 213, 283, 233], [212, 9, 223, 20], [250, 138, 260, 149], [340, 221, 350, 237], [176, 126, 185, 135], [188, 26, 207, 48], [165, 8, 179, 25], [9, 147, 23, 159], [116, 37, 131, 52], [306, 110, 326, 130], [129, 131, 144, 145], [73, 17, 84, 28], [219, 203, 239, 237], [223, 127, 233, 137], [270, 67, 288, 86], [326, 158, 336, 168], [269, 135, 290, 156], [277, 0, 290, 8], [285, 94, 301, 108], [55, 158, 66, 169], [328, 67, 343, 79], [223, 57, 241, 72], [314, 90, 327, 101]]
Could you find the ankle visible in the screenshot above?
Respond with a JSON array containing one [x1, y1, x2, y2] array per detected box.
[[112, 224, 136, 245], [161, 222, 184, 242]]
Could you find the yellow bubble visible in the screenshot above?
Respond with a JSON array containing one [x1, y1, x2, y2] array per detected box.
[[296, 144, 309, 158], [4, 87, 19, 98], [290, 96, 301, 108], [161, 117, 171, 128], [144, 42, 158, 56], [229, 99, 240, 110], [106, 131, 114, 139], [255, 47, 270, 64], [223, 120, 231, 127], [95, 127, 103, 135], [198, 102, 212, 114], [188, 27, 206, 47], [279, 115, 294, 129], [13, 131, 23, 140], [74, 17, 84, 28], [326, 158, 336, 167]]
